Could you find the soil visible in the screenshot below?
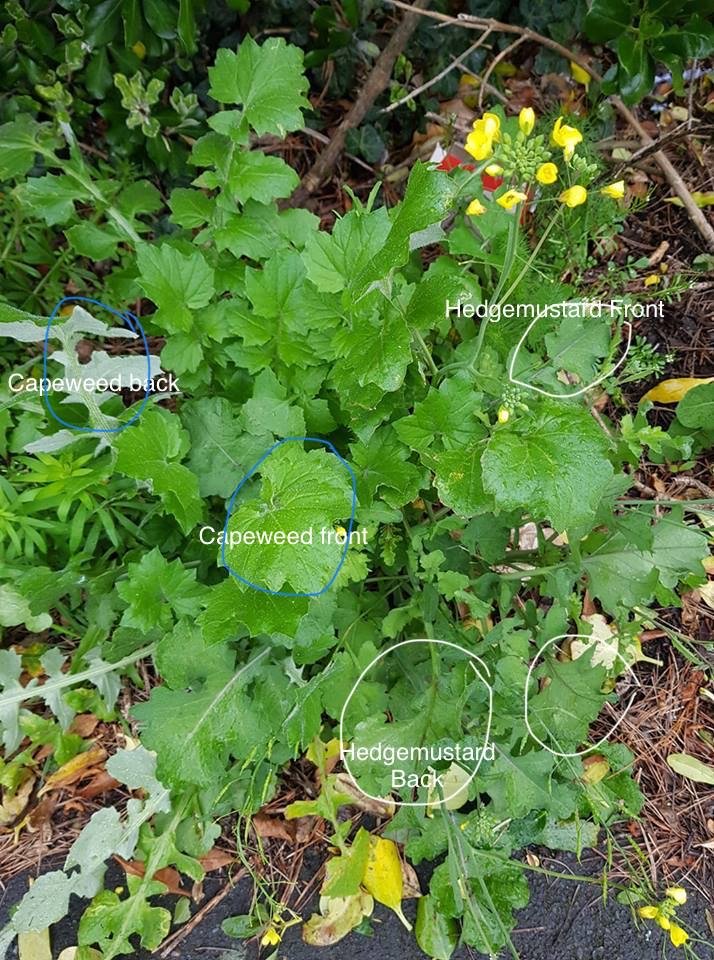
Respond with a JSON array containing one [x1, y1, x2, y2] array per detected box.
[[2, 853, 713, 960]]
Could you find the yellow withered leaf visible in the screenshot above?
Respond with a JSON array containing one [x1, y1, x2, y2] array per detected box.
[[641, 377, 714, 404], [362, 836, 412, 930], [38, 746, 107, 795]]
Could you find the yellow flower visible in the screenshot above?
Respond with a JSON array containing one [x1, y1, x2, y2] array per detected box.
[[466, 198, 486, 216], [497, 406, 510, 423], [552, 116, 583, 160], [466, 112, 501, 160], [669, 924, 689, 948], [465, 129, 493, 161], [638, 906, 659, 920], [656, 913, 671, 931], [570, 61, 591, 86], [132, 41, 146, 59], [496, 189, 528, 210], [485, 163, 504, 176], [475, 112, 501, 140], [558, 185, 587, 208], [643, 273, 660, 287], [666, 887, 687, 906], [601, 180, 625, 199], [536, 162, 558, 185], [261, 926, 282, 947], [519, 107, 535, 135]]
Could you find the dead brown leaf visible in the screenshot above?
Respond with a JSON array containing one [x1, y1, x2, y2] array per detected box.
[[69, 714, 100, 737], [198, 847, 234, 871], [76, 770, 120, 801], [0, 776, 35, 826], [114, 855, 190, 897], [253, 813, 297, 843], [401, 859, 422, 899]]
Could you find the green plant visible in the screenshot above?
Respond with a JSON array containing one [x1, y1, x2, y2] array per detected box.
[[0, 27, 712, 960], [585, 0, 714, 103]]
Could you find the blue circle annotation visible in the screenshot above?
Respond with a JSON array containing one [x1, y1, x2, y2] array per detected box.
[[221, 436, 358, 599], [43, 295, 152, 434]]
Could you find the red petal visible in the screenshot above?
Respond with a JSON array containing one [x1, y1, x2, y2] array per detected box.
[[436, 153, 462, 171], [481, 173, 504, 191]]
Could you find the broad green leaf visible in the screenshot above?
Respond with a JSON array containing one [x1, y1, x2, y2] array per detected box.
[[135, 244, 214, 332], [117, 549, 205, 633], [114, 408, 203, 534], [207, 36, 310, 136], [425, 444, 492, 518], [542, 313, 611, 384], [182, 397, 256, 498], [66, 222, 121, 260], [78, 889, 171, 957], [0, 116, 52, 180], [351, 428, 426, 510], [675, 381, 714, 428], [19, 174, 88, 226], [199, 579, 308, 644], [395, 379, 484, 454], [528, 654, 609, 754], [168, 187, 213, 228], [332, 305, 411, 393], [132, 648, 268, 786], [226, 151, 299, 204], [322, 827, 371, 897], [303, 206, 391, 293], [224, 443, 352, 594], [482, 402, 613, 533], [415, 894, 458, 960], [353, 163, 457, 294]]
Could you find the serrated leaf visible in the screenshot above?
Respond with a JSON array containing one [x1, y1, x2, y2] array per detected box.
[[226, 151, 299, 204], [114, 409, 203, 534], [482, 402, 613, 533], [117, 549, 205, 632], [395, 379, 484, 454], [353, 163, 456, 293], [207, 37, 310, 137], [303, 206, 391, 293], [168, 187, 213, 228], [675, 381, 714, 428], [322, 827, 370, 897], [224, 442, 352, 594], [135, 244, 214, 332]]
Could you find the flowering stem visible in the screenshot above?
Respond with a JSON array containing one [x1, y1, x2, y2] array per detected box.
[[496, 205, 563, 306]]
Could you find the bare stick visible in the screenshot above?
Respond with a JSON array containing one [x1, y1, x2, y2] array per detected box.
[[292, 0, 432, 201], [478, 35, 525, 110], [386, 0, 714, 251], [382, 30, 492, 114]]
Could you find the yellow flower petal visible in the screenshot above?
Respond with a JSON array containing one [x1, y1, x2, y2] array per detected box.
[[536, 162, 558, 184], [496, 189, 528, 210], [570, 61, 591, 86], [261, 926, 282, 946], [485, 163, 503, 176], [519, 107, 535, 135], [558, 185, 587, 208], [669, 923, 689, 948], [132, 40, 146, 59], [481, 112, 501, 141], [666, 887, 687, 906], [601, 180, 625, 199], [466, 198, 486, 216], [465, 129, 493, 161], [638, 906, 660, 920], [497, 406, 510, 423], [552, 116, 583, 160], [643, 273, 660, 287], [656, 913, 671, 931]]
